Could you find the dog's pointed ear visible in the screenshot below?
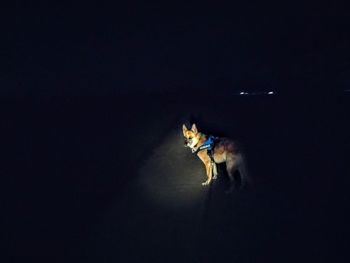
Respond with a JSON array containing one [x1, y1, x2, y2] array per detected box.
[[191, 123, 198, 133], [182, 124, 188, 136]]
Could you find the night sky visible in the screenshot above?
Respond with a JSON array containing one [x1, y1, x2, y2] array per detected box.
[[2, 3, 350, 96]]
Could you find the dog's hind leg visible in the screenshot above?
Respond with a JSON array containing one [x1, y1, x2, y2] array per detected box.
[[237, 155, 251, 189], [225, 158, 238, 193]]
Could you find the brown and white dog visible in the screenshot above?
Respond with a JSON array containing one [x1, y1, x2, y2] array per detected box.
[[182, 123, 250, 191]]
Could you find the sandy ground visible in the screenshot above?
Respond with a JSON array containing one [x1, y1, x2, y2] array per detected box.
[[2, 94, 348, 262]]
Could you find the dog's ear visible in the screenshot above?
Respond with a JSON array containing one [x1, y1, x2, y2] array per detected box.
[[191, 123, 198, 133], [182, 124, 188, 136]]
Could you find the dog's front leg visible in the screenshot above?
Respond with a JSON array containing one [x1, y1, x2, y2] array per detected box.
[[202, 161, 212, 186]]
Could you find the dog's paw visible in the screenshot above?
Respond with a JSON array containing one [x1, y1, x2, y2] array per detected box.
[[212, 174, 217, 180], [202, 181, 210, 186]]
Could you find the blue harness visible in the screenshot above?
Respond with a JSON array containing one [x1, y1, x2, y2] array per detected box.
[[194, 136, 217, 159]]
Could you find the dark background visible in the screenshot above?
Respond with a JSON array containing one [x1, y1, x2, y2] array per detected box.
[[1, 3, 349, 263]]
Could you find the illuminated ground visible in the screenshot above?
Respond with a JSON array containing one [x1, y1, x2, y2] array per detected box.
[[3, 94, 348, 262]]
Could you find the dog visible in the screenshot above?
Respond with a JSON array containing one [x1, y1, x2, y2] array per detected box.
[[182, 123, 250, 192]]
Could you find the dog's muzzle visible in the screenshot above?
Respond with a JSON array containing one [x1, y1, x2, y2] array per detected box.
[[184, 138, 192, 147]]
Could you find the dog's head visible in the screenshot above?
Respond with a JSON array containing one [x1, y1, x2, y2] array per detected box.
[[182, 123, 201, 149]]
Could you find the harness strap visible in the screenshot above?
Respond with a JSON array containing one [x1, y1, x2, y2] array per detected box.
[[193, 136, 217, 160]]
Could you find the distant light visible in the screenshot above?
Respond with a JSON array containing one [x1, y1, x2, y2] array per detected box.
[[240, 91, 248, 95], [268, 91, 274, 95]]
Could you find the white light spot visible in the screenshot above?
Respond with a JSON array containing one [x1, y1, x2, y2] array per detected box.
[[268, 91, 274, 95]]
